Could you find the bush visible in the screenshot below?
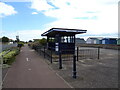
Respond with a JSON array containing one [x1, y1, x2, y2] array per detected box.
[[0, 50, 7, 56], [17, 42, 24, 48], [1, 48, 20, 65], [39, 38, 47, 46]]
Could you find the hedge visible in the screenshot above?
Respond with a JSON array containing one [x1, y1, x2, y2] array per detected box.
[[0, 48, 20, 65]]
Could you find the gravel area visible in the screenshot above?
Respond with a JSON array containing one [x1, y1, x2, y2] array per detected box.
[[44, 47, 118, 88]]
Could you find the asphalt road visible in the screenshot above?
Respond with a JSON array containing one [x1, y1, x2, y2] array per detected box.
[[2, 45, 71, 88]]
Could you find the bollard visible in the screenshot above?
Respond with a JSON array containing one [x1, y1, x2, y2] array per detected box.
[[73, 55, 77, 78], [77, 47, 79, 61], [98, 47, 100, 59], [59, 51, 62, 69]]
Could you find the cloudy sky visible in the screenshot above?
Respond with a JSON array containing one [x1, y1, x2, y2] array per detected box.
[[0, 0, 119, 41]]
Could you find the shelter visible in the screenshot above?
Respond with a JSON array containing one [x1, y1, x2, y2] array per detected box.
[[41, 28, 87, 54]]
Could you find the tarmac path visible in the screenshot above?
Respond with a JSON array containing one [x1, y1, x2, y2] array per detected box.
[[2, 45, 71, 88]]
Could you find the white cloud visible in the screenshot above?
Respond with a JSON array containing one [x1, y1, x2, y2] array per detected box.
[[30, 0, 118, 37], [2, 29, 45, 41], [1, 0, 114, 41], [30, 0, 118, 19], [1, 0, 32, 2], [45, 17, 117, 35], [30, 0, 100, 19], [17, 30, 44, 41], [30, 0, 54, 11], [32, 12, 38, 14], [0, 2, 17, 17]]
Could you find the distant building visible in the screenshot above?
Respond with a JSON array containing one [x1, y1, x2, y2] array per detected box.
[[86, 37, 103, 44], [16, 35, 19, 40], [75, 38, 86, 44], [33, 39, 40, 42], [117, 38, 120, 45], [102, 38, 117, 44], [99, 40, 102, 44], [16, 35, 20, 42], [9, 39, 13, 42]]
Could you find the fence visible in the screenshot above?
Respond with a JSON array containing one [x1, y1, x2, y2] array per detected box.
[[33, 46, 100, 63], [1, 43, 18, 52], [32, 45, 100, 78], [76, 44, 120, 50], [75, 47, 99, 60]]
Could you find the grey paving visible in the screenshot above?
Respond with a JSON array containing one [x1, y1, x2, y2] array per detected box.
[[47, 47, 118, 88]]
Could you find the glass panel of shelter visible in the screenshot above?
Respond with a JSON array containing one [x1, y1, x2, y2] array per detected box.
[[48, 37, 55, 42], [48, 36, 75, 43], [61, 36, 74, 43]]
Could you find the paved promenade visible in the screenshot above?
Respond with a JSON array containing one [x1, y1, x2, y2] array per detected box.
[[2, 45, 71, 88]]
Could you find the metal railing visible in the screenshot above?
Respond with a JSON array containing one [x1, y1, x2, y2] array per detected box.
[[32, 45, 100, 78], [34, 46, 100, 62]]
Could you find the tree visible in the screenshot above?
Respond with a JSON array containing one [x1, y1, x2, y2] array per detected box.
[[29, 40, 32, 42], [39, 38, 47, 46], [2, 36, 9, 43]]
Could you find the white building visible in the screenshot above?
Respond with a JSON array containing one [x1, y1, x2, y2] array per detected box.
[[86, 37, 103, 44]]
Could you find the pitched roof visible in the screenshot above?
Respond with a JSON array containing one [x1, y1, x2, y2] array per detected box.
[[88, 37, 103, 40]]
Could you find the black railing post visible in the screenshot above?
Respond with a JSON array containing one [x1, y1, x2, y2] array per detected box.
[[59, 51, 62, 69], [77, 47, 79, 61], [73, 55, 77, 79], [44, 47, 45, 58], [98, 47, 100, 59], [51, 47, 52, 63]]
